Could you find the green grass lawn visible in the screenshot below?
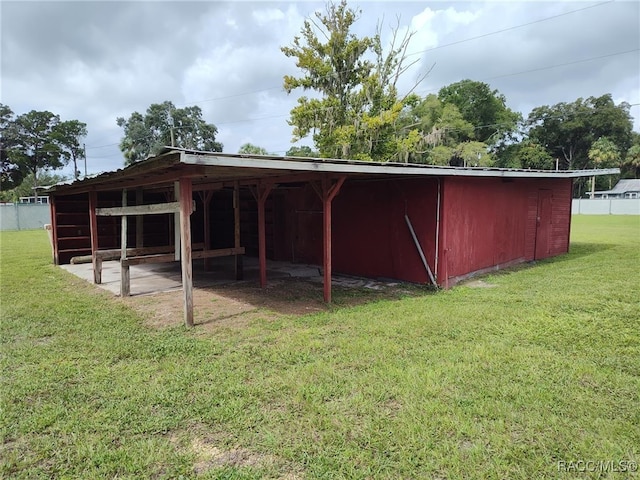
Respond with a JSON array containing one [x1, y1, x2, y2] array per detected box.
[[1, 216, 639, 479]]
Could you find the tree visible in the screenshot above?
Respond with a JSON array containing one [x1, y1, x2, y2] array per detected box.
[[285, 145, 318, 157], [53, 120, 87, 179], [624, 145, 640, 178], [588, 137, 621, 167], [526, 94, 633, 170], [495, 140, 555, 170], [117, 101, 222, 165], [589, 136, 622, 190], [238, 143, 269, 155], [4, 110, 87, 191], [435, 103, 475, 146], [437, 79, 520, 145], [0, 104, 22, 191], [451, 141, 493, 167], [0, 171, 66, 203], [282, 0, 372, 157], [623, 132, 640, 178], [396, 94, 492, 166], [0, 106, 86, 192], [282, 0, 424, 161]]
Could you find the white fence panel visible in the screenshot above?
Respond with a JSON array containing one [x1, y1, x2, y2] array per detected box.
[[0, 204, 51, 231], [572, 199, 640, 215]]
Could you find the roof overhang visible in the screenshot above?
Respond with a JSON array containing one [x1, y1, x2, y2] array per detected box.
[[45, 147, 621, 195]]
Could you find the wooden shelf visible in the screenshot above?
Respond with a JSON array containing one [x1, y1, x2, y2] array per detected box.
[[58, 236, 90, 241], [59, 248, 92, 254]]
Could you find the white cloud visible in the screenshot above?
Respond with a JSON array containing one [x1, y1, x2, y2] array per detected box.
[[253, 7, 286, 25]]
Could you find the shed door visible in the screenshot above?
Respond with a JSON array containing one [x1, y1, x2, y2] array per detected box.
[[534, 189, 552, 259]]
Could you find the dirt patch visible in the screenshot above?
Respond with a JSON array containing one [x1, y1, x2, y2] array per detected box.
[[125, 277, 423, 330], [170, 427, 302, 478], [462, 279, 498, 289], [191, 437, 267, 472]]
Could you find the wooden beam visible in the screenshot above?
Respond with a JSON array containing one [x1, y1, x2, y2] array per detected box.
[[233, 181, 243, 280], [319, 176, 346, 303], [405, 214, 437, 287], [122, 253, 176, 266], [193, 182, 224, 193], [120, 190, 130, 297], [192, 247, 245, 260], [89, 190, 100, 284], [49, 196, 59, 265], [179, 177, 194, 328], [94, 242, 205, 261], [120, 247, 242, 266], [66, 162, 212, 194], [252, 183, 272, 288], [174, 182, 180, 261], [135, 187, 144, 248], [95, 201, 184, 216]]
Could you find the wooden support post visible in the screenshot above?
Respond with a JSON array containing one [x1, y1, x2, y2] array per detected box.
[[252, 183, 272, 288], [315, 176, 346, 303], [198, 191, 213, 271], [89, 190, 101, 284], [49, 196, 59, 265], [179, 177, 194, 328], [135, 187, 144, 248], [233, 181, 243, 280], [120, 189, 130, 297], [174, 181, 181, 261]]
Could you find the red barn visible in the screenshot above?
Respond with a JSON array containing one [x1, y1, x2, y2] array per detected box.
[[46, 149, 616, 325]]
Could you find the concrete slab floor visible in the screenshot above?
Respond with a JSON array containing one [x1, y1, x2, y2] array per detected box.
[[60, 256, 400, 297], [60, 256, 323, 297]]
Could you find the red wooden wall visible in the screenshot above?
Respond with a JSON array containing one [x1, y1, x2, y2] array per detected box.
[[273, 178, 439, 283], [439, 177, 573, 284]]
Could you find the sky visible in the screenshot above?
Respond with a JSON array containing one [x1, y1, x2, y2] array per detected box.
[[1, 0, 639, 178]]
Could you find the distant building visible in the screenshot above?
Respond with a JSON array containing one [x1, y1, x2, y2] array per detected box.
[[590, 179, 640, 199], [19, 196, 49, 204]]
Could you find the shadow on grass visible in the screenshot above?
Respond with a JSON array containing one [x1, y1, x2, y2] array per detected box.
[[125, 274, 436, 330], [554, 241, 617, 263], [202, 276, 432, 317]]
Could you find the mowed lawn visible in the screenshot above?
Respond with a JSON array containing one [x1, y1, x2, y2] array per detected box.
[[1, 216, 638, 479]]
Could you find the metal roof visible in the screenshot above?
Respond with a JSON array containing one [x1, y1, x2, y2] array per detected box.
[[593, 178, 640, 195], [45, 147, 621, 194]]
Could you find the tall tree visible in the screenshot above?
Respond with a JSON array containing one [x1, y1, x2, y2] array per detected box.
[[117, 101, 222, 165], [0, 104, 22, 191], [53, 120, 87, 179], [526, 94, 633, 170], [8, 110, 61, 190], [282, 0, 373, 158], [437, 79, 520, 145], [1, 106, 86, 191], [282, 0, 424, 161]]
